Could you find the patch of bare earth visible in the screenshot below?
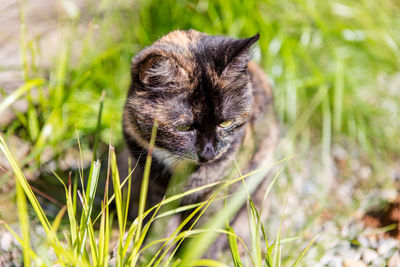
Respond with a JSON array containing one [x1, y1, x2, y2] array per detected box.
[[363, 193, 400, 240]]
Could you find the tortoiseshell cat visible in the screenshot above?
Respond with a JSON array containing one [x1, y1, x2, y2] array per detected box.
[[123, 30, 278, 237]]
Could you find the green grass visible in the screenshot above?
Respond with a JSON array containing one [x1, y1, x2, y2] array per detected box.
[[0, 131, 305, 266], [2, 0, 399, 161], [1, 0, 400, 265]]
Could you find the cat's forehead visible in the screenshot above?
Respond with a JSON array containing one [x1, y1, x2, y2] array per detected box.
[[153, 32, 245, 82], [157, 30, 204, 47], [154, 30, 239, 68], [154, 30, 214, 72]]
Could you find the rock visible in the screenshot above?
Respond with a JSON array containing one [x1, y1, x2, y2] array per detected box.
[[357, 235, 370, 247], [367, 235, 379, 249], [335, 240, 351, 252], [388, 251, 400, 267], [358, 165, 371, 180], [343, 259, 367, 267], [362, 249, 378, 264], [340, 248, 361, 261], [330, 257, 343, 267], [371, 257, 384, 266], [377, 238, 398, 256], [0, 231, 14, 251], [318, 254, 344, 267]]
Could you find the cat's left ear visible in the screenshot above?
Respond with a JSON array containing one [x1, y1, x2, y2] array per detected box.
[[222, 33, 259, 75], [135, 52, 188, 91]]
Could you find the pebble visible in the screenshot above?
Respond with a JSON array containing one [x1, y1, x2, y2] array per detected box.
[[330, 257, 342, 267], [388, 251, 400, 267], [381, 188, 398, 201], [377, 238, 399, 256], [362, 249, 378, 263], [371, 257, 385, 267], [357, 235, 370, 248], [358, 165, 371, 180], [0, 231, 13, 251], [343, 259, 367, 267], [367, 235, 379, 249], [340, 249, 361, 260]]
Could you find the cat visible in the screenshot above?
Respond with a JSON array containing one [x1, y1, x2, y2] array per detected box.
[[122, 29, 279, 249]]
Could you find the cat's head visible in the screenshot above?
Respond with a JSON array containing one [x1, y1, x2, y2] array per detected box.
[[123, 30, 259, 164]]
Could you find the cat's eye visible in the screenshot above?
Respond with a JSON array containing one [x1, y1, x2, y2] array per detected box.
[[177, 125, 192, 131], [219, 119, 234, 128]]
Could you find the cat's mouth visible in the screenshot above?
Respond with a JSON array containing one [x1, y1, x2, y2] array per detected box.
[[196, 146, 230, 164], [198, 157, 215, 163], [152, 146, 228, 166]]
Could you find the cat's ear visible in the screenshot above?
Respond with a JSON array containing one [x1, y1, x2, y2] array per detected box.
[[137, 53, 188, 89], [221, 33, 259, 75]]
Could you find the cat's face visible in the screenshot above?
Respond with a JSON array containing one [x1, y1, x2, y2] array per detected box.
[[123, 30, 259, 164]]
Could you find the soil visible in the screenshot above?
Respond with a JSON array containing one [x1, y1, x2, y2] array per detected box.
[[363, 193, 400, 240]]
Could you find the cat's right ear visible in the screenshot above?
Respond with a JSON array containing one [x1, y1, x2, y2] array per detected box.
[[136, 53, 188, 90]]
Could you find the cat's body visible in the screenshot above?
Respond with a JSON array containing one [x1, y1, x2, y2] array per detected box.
[[122, 30, 279, 241]]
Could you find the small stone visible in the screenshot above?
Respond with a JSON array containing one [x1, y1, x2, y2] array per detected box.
[[343, 259, 367, 267], [0, 231, 13, 251], [357, 235, 370, 247], [362, 249, 378, 264], [332, 145, 348, 161], [381, 189, 398, 201], [318, 254, 334, 265], [318, 254, 343, 267], [335, 240, 351, 253], [367, 235, 379, 249], [351, 159, 361, 171], [359, 165, 371, 180], [388, 251, 400, 267], [390, 169, 400, 183], [340, 248, 361, 260], [372, 257, 384, 266], [377, 238, 398, 256], [330, 257, 343, 267]]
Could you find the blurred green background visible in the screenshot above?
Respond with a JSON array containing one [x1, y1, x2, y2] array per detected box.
[[2, 0, 400, 163]]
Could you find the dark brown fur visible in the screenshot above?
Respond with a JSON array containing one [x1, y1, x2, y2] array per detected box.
[[122, 30, 279, 247]]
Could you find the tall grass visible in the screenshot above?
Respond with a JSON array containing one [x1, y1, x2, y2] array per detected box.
[[1, 130, 316, 266]]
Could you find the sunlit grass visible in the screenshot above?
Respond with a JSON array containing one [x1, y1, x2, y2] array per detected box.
[[1, 0, 399, 164], [0, 130, 314, 266]]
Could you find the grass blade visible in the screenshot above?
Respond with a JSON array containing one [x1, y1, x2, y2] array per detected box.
[[136, 121, 158, 242], [0, 135, 57, 242], [79, 160, 101, 258], [0, 78, 44, 114], [110, 145, 124, 266], [93, 90, 105, 162], [292, 234, 320, 267], [15, 178, 31, 266], [226, 225, 242, 267]]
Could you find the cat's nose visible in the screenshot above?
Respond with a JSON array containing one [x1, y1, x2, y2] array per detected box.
[[199, 142, 215, 162]]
